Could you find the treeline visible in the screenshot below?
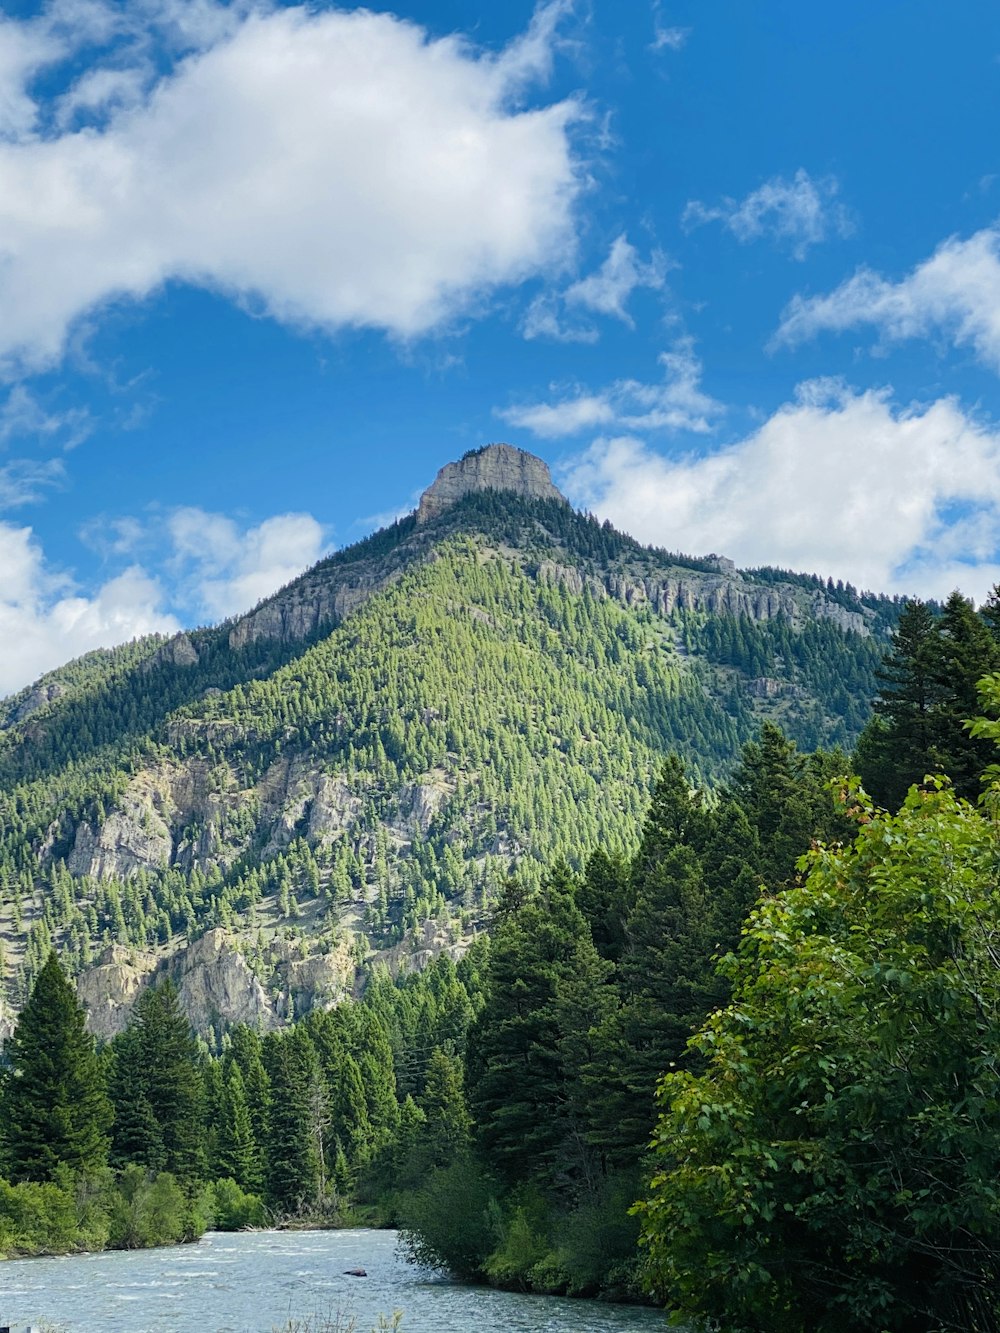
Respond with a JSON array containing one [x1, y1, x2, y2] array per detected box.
[[0, 942, 487, 1257], [0, 541, 853, 1002], [397, 594, 1000, 1329]]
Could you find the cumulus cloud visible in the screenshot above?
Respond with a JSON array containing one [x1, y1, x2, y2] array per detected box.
[[167, 507, 328, 622], [684, 169, 852, 259], [0, 522, 178, 696], [502, 338, 723, 437], [0, 1, 583, 372], [774, 225, 1000, 370], [561, 381, 1000, 602]]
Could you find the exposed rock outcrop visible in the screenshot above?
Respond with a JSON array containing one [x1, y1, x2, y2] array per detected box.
[[9, 680, 66, 724], [76, 945, 158, 1040], [169, 929, 279, 1034], [416, 443, 565, 524], [140, 632, 200, 672], [68, 803, 172, 880], [376, 917, 470, 977]]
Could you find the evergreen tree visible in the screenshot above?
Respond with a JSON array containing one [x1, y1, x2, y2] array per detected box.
[[109, 980, 205, 1183], [418, 1048, 472, 1167], [465, 865, 611, 1196], [264, 1027, 324, 1213], [218, 1062, 261, 1193], [929, 590, 1000, 797], [1, 952, 112, 1183]]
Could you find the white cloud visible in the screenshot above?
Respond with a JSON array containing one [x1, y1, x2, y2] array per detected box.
[[0, 498, 331, 695], [561, 381, 1000, 602], [684, 169, 852, 259], [0, 1, 583, 373], [650, 4, 689, 52], [564, 234, 667, 324], [522, 234, 666, 342], [521, 294, 600, 344], [0, 14, 63, 138], [0, 385, 92, 449], [774, 225, 1000, 370], [651, 25, 689, 52], [167, 507, 328, 622], [0, 458, 66, 508], [0, 522, 178, 696], [502, 338, 723, 437]]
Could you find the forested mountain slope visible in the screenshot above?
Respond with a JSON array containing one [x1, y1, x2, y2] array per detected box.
[[0, 445, 903, 1032]]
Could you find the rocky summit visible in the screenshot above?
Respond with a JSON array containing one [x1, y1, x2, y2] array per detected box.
[[415, 442, 565, 523], [0, 445, 901, 1037]]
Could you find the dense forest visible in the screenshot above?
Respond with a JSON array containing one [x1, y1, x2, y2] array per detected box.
[[1, 488, 999, 1329], [0, 490, 903, 1010]]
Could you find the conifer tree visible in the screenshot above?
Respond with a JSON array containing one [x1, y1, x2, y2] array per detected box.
[[465, 865, 611, 1195], [1, 952, 112, 1183], [110, 980, 205, 1183], [264, 1027, 324, 1213], [218, 1061, 261, 1193], [418, 1048, 472, 1167]]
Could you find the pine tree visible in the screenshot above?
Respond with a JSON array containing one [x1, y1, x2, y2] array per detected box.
[[418, 1048, 472, 1167], [465, 865, 611, 1195], [856, 599, 943, 808], [1, 952, 112, 1183]]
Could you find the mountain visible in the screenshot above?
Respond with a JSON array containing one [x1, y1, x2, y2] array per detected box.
[[0, 444, 902, 1037]]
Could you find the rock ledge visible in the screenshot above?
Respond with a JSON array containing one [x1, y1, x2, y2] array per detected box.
[[416, 443, 565, 523]]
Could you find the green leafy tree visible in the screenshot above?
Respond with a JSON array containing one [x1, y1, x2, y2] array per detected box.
[[1, 953, 111, 1183], [637, 780, 1000, 1333]]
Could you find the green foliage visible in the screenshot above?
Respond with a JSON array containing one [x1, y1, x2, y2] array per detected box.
[[209, 1175, 268, 1229], [398, 1152, 500, 1281], [108, 980, 205, 1183], [857, 593, 1000, 806], [105, 1165, 203, 1249], [263, 1026, 326, 1215], [1, 953, 111, 1183], [465, 866, 612, 1195], [637, 780, 1000, 1333]]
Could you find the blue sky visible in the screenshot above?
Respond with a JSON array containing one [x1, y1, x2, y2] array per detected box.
[[2, 0, 1000, 692]]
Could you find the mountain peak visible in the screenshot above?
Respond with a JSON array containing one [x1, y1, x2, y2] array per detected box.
[[416, 443, 566, 524]]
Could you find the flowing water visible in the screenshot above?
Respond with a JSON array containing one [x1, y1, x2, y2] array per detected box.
[[0, 1228, 667, 1332]]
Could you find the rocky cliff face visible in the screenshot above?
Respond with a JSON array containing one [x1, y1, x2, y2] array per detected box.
[[75, 930, 328, 1039], [416, 443, 565, 524]]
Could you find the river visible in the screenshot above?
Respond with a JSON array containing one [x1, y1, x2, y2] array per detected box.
[[0, 1229, 667, 1332]]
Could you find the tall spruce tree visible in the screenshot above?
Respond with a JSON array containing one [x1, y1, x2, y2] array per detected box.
[[465, 864, 612, 1196], [109, 980, 205, 1183], [264, 1026, 325, 1213], [929, 591, 1000, 797], [1, 952, 112, 1183], [218, 1061, 262, 1193]]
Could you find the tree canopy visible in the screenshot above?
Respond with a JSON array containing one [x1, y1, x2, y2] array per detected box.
[[637, 778, 1000, 1333]]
